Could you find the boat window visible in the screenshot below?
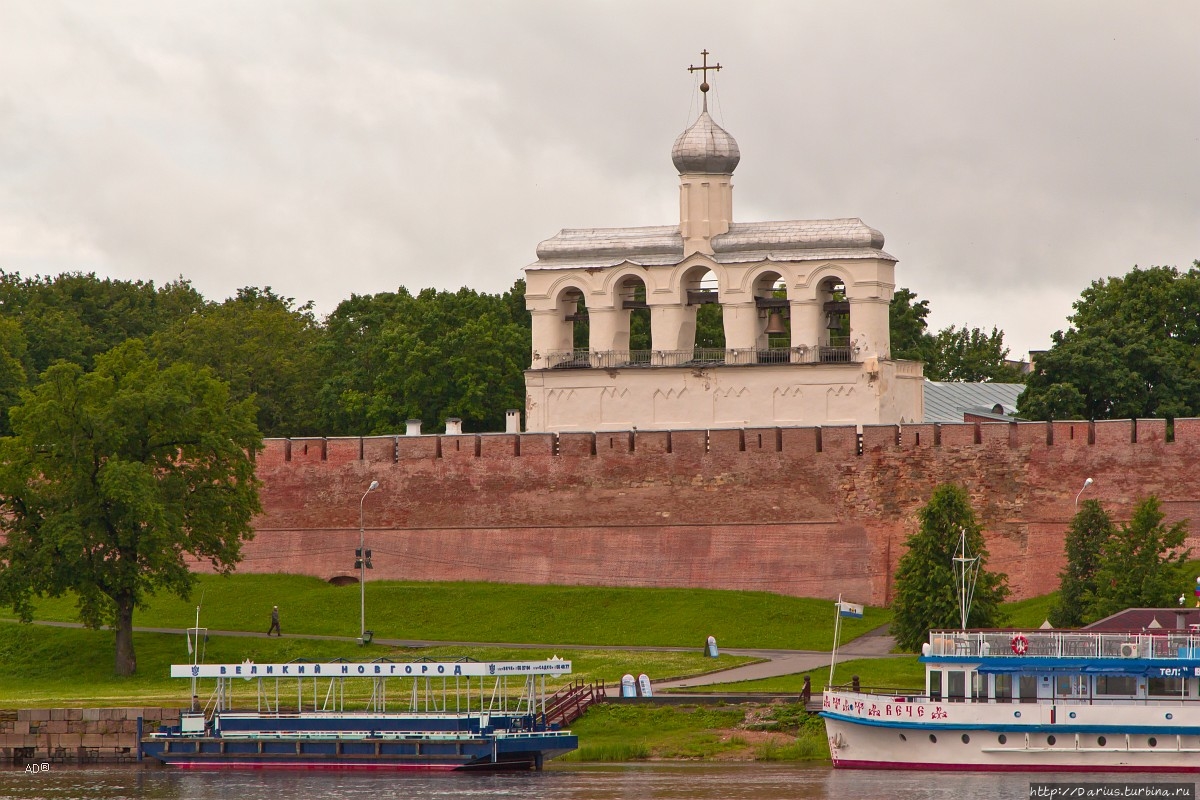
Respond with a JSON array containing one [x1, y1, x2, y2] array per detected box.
[[994, 674, 1013, 703], [1055, 674, 1085, 696], [1019, 675, 1038, 703], [1148, 677, 1188, 697], [971, 672, 985, 702], [929, 670, 942, 701], [1095, 675, 1137, 696], [947, 671, 966, 702]]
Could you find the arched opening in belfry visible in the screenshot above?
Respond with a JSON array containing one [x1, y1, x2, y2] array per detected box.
[[563, 287, 589, 351], [753, 271, 789, 362], [818, 276, 851, 362], [685, 268, 725, 353], [618, 275, 650, 355]]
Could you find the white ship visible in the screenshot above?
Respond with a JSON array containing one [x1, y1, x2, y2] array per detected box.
[[822, 627, 1200, 771]]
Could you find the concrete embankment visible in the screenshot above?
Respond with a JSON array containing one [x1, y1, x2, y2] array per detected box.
[[0, 707, 180, 765]]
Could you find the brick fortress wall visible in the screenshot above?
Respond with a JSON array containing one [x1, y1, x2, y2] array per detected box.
[[210, 418, 1200, 605]]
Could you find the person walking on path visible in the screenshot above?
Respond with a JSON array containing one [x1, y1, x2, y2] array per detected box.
[[268, 605, 281, 636]]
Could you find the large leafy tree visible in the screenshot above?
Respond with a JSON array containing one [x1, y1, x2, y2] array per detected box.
[[1085, 496, 1190, 622], [0, 271, 204, 377], [316, 282, 530, 434], [1048, 499, 1115, 628], [889, 287, 934, 363], [1019, 263, 1200, 420], [0, 340, 261, 675], [891, 484, 1010, 651], [888, 288, 1023, 382], [152, 287, 323, 438]]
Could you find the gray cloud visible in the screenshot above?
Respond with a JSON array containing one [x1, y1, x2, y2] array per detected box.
[[0, 0, 1195, 358]]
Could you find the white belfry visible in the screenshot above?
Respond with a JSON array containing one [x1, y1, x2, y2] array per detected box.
[[523, 54, 923, 432]]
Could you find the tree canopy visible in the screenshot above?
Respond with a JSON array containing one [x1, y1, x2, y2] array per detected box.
[[891, 484, 1010, 651], [1048, 499, 1115, 629], [0, 341, 262, 675], [1019, 263, 1200, 420], [1085, 496, 1190, 622], [888, 288, 1024, 383]]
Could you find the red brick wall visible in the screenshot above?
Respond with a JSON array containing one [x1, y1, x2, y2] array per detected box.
[[222, 421, 1200, 605]]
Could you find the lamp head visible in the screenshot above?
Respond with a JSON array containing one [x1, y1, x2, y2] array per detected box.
[[368, 480, 379, 491], [1083, 477, 1093, 488]]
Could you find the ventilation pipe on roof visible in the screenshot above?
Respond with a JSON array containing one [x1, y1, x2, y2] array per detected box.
[[405, 419, 422, 437], [506, 409, 521, 434], [445, 418, 463, 435]]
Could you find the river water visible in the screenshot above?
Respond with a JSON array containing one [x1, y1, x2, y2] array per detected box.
[[0, 764, 1193, 800]]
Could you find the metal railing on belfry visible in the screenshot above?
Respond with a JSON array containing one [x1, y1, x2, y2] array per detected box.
[[541, 347, 858, 369]]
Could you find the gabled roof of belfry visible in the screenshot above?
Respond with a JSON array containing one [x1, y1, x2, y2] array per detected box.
[[529, 218, 895, 271]]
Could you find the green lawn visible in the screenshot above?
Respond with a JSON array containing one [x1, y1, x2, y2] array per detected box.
[[1004, 592, 1059, 629], [24, 574, 888, 650], [0, 621, 756, 708]]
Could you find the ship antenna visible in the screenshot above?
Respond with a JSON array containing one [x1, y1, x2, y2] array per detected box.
[[953, 528, 981, 630]]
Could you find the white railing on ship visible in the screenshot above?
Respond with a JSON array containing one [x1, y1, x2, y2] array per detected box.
[[927, 630, 1200, 660]]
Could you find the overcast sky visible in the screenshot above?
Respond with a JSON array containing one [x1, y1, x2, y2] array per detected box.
[[1, 1, 1196, 358]]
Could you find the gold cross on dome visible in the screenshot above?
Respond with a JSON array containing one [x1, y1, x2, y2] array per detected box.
[[687, 49, 722, 93]]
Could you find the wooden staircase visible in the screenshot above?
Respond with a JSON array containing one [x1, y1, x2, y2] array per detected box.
[[543, 679, 606, 727]]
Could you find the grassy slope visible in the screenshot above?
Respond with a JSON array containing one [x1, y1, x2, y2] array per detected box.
[[26, 574, 889, 650], [0, 622, 754, 708]]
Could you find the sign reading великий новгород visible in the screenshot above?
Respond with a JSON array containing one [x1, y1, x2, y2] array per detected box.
[[170, 660, 571, 679]]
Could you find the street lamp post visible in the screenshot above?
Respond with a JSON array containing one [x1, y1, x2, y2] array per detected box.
[[1075, 477, 1093, 507], [359, 480, 379, 643]]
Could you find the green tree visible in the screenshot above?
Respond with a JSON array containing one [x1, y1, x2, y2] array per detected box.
[[889, 287, 934, 362], [1085, 496, 1190, 622], [1048, 499, 1115, 628], [925, 325, 1025, 383], [1019, 263, 1200, 420], [0, 318, 28, 435], [316, 282, 530, 434], [0, 340, 262, 675], [0, 272, 204, 377], [152, 287, 323, 438], [891, 484, 1010, 651]]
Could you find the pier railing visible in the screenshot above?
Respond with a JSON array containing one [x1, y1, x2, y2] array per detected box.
[[543, 679, 606, 727], [928, 630, 1200, 660]]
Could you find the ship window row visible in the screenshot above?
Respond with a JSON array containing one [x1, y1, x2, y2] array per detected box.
[[928, 669, 1192, 702], [905, 733, 1168, 749]]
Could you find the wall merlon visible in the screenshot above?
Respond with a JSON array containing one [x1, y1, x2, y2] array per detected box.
[[743, 427, 781, 453], [817, 425, 858, 455], [900, 423, 936, 449], [635, 430, 671, 455], [556, 432, 593, 457], [861, 424, 899, 452], [779, 426, 820, 454], [669, 429, 707, 457], [979, 422, 1013, 447], [479, 433, 519, 459], [396, 435, 439, 460], [1013, 422, 1050, 447], [290, 438, 326, 463], [325, 437, 362, 464], [708, 428, 744, 454], [1135, 418, 1167, 443], [362, 436, 397, 463], [440, 434, 480, 459], [520, 432, 556, 456], [260, 438, 290, 466], [1093, 419, 1134, 445], [1172, 418, 1200, 443], [1052, 421, 1092, 446], [596, 431, 634, 457], [938, 423, 978, 447]]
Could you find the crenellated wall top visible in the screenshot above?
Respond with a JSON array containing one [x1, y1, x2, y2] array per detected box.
[[256, 418, 1187, 466]]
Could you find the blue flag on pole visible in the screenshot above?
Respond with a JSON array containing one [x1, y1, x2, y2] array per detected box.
[[838, 601, 864, 619]]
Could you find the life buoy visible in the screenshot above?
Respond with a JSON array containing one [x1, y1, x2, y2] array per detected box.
[[1011, 634, 1029, 655]]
